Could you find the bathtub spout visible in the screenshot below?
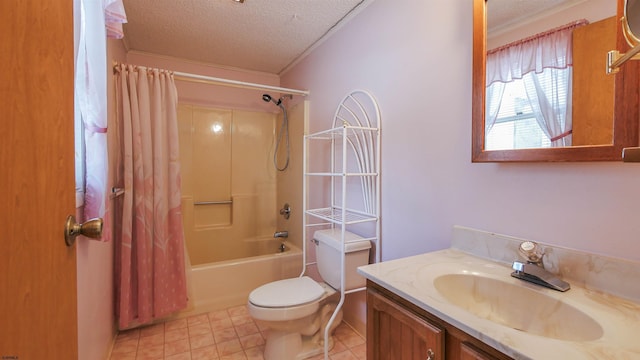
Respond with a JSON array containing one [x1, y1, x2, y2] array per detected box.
[[274, 231, 288, 238]]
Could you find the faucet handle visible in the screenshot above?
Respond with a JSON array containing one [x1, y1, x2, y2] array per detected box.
[[279, 203, 291, 219], [519, 241, 543, 264]]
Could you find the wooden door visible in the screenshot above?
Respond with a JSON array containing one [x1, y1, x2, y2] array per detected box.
[[367, 288, 444, 360], [0, 1, 78, 359], [572, 17, 617, 146]]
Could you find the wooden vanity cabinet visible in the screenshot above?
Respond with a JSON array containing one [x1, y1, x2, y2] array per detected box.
[[459, 342, 501, 360], [366, 281, 513, 360], [367, 282, 444, 359]]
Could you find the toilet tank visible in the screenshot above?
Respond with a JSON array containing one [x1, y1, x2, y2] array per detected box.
[[313, 228, 371, 290]]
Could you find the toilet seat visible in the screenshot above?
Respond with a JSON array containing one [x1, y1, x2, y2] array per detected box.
[[249, 276, 325, 308], [248, 276, 327, 322]]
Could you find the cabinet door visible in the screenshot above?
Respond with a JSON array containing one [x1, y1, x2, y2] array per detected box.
[[368, 289, 444, 360]]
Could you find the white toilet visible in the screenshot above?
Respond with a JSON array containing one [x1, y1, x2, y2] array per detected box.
[[247, 228, 371, 360]]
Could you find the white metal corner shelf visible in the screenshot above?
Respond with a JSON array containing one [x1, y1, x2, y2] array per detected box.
[[302, 90, 381, 360]]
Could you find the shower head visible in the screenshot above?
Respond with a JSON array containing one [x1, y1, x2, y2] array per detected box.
[[262, 94, 281, 106], [263, 94, 293, 107]]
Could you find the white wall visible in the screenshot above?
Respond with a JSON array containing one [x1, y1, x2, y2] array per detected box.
[[75, 39, 127, 360], [282, 0, 640, 263]]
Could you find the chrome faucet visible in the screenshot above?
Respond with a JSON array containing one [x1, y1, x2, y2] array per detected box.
[[274, 231, 288, 238], [511, 241, 570, 292]]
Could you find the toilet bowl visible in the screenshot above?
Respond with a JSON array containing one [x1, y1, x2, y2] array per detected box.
[[247, 229, 371, 360], [248, 277, 341, 360]]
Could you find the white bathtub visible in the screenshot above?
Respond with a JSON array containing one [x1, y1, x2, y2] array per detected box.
[[187, 240, 303, 313]]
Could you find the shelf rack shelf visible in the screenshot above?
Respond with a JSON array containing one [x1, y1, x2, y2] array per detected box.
[[305, 207, 377, 225]]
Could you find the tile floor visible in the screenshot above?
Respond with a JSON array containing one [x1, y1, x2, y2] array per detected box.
[[109, 304, 366, 360]]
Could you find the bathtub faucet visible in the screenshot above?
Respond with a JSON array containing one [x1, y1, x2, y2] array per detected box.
[[274, 231, 288, 238]]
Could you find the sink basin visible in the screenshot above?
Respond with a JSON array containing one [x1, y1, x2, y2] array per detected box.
[[433, 274, 603, 341]]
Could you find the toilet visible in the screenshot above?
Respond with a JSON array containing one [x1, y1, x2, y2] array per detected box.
[[247, 228, 371, 360]]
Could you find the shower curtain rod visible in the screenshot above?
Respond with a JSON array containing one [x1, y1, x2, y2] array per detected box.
[[172, 71, 309, 97], [113, 62, 309, 96]]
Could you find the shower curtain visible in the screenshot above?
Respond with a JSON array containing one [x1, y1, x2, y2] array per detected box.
[[113, 64, 187, 329]]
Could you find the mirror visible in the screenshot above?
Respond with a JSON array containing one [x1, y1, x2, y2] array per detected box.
[[472, 0, 639, 162], [608, 0, 640, 74], [625, 0, 640, 46]]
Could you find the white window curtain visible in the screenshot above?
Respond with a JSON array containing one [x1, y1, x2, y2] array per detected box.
[[522, 69, 573, 147], [486, 20, 587, 147], [485, 81, 505, 136], [75, 0, 126, 239]]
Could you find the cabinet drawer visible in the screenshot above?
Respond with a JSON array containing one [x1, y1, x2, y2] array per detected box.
[[460, 342, 501, 360]]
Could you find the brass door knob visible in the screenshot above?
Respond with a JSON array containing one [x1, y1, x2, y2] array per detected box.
[[64, 215, 103, 246]]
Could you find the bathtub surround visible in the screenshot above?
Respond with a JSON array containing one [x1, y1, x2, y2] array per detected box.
[[113, 64, 188, 329], [276, 100, 308, 252], [178, 105, 279, 266]]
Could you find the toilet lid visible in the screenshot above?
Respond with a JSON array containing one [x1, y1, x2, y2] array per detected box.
[[249, 276, 325, 308]]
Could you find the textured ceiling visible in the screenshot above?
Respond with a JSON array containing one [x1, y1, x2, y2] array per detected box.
[[122, 0, 583, 74], [488, 0, 586, 35], [122, 0, 370, 75]]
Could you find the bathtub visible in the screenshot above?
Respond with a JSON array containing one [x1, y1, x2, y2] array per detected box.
[[187, 240, 303, 313]]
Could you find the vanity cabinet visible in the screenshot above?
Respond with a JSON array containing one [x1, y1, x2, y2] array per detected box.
[[459, 343, 500, 360], [366, 281, 513, 360], [367, 283, 443, 360]]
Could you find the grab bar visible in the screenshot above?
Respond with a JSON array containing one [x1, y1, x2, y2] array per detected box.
[[194, 200, 233, 205]]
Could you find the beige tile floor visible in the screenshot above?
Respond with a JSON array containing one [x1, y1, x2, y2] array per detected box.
[[109, 305, 366, 360]]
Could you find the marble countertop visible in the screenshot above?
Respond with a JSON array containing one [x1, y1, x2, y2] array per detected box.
[[358, 249, 640, 360]]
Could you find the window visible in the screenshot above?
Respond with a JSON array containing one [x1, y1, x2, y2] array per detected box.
[[485, 21, 586, 149], [485, 72, 564, 150]]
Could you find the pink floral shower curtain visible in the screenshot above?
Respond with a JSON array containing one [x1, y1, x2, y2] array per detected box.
[[113, 64, 187, 329]]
